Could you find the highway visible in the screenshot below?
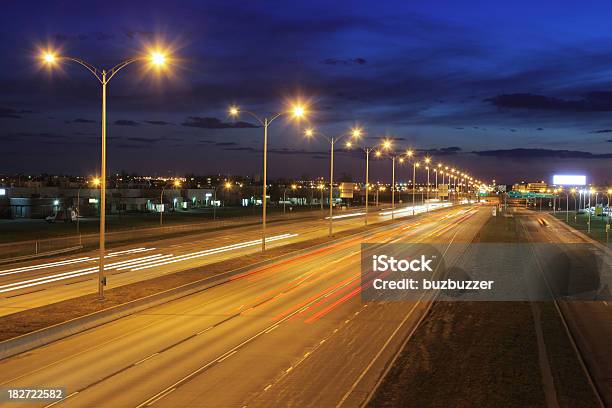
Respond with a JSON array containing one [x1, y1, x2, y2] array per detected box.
[[0, 203, 450, 316], [0, 205, 486, 408], [515, 208, 612, 406]]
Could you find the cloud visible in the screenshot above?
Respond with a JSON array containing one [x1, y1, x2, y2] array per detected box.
[[590, 129, 612, 133], [486, 92, 612, 112], [472, 148, 612, 159], [114, 120, 140, 126], [0, 106, 35, 119], [323, 58, 367, 66], [68, 118, 96, 124], [145, 120, 172, 126], [182, 117, 258, 129], [420, 146, 462, 156], [126, 137, 162, 143], [215, 142, 237, 146]]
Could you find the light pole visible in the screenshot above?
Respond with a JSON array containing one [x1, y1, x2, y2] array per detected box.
[[346, 132, 380, 226], [377, 139, 408, 221], [160, 179, 181, 227], [41, 48, 170, 300], [213, 181, 232, 220], [283, 184, 297, 214], [412, 160, 420, 215], [424, 157, 431, 212], [318, 184, 325, 210], [304, 127, 361, 236], [606, 189, 611, 242], [229, 103, 306, 251]]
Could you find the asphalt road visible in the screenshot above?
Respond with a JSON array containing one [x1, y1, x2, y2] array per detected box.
[[0, 203, 450, 316], [0, 205, 485, 408], [515, 207, 612, 406]]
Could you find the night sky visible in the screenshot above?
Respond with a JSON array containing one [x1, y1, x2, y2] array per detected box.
[[1, 0, 611, 184]]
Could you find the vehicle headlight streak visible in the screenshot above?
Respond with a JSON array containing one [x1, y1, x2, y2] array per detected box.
[[0, 235, 298, 293]]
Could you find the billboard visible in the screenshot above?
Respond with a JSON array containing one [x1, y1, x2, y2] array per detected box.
[[552, 175, 586, 186]]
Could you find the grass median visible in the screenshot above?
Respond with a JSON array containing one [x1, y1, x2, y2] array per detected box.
[[368, 211, 599, 407]]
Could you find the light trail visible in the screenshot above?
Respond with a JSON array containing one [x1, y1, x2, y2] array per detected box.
[[129, 234, 298, 271]]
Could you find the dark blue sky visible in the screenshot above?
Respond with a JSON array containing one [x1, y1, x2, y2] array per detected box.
[[1, 0, 611, 184]]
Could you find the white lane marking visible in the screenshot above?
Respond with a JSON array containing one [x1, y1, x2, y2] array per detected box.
[[217, 350, 237, 363], [134, 353, 159, 365]]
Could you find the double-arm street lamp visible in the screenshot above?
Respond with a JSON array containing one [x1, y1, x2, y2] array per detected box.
[[228, 104, 307, 251], [376, 139, 407, 221], [346, 133, 382, 226], [41, 47, 170, 300], [304, 127, 361, 236]]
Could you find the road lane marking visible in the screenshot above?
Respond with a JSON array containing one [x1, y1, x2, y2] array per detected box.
[[134, 353, 159, 366], [217, 350, 238, 363]]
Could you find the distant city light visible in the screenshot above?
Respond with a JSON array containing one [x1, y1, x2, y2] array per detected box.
[[553, 175, 586, 186], [0, 188, 5, 196]]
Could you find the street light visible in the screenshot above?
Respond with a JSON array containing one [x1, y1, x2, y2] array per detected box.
[[424, 157, 431, 212], [229, 102, 307, 251], [377, 139, 405, 220], [345, 129, 382, 226], [303, 126, 360, 236], [160, 179, 181, 227], [283, 184, 297, 214], [40, 47, 171, 300]]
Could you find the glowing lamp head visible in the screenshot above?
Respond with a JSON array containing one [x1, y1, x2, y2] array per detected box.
[[399, 157, 405, 163], [351, 127, 362, 138], [225, 182, 232, 189], [291, 184, 297, 190], [150, 52, 166, 67], [424, 157, 431, 164], [382, 140, 392, 150], [406, 149, 414, 157], [173, 180, 181, 187], [437, 163, 442, 168], [292, 105, 306, 118], [375, 151, 382, 157], [304, 128, 314, 138], [228, 106, 240, 117], [607, 188, 612, 194], [92, 177, 101, 187], [43, 52, 56, 64], [415, 162, 420, 168], [345, 141, 352, 148]]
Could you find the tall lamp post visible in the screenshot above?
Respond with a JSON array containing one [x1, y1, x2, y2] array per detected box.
[[283, 184, 297, 214], [213, 181, 232, 220], [228, 104, 306, 251], [41, 48, 170, 300], [160, 179, 181, 227], [304, 127, 361, 236], [377, 139, 406, 221], [346, 132, 381, 226], [424, 157, 431, 212], [412, 158, 420, 215]]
